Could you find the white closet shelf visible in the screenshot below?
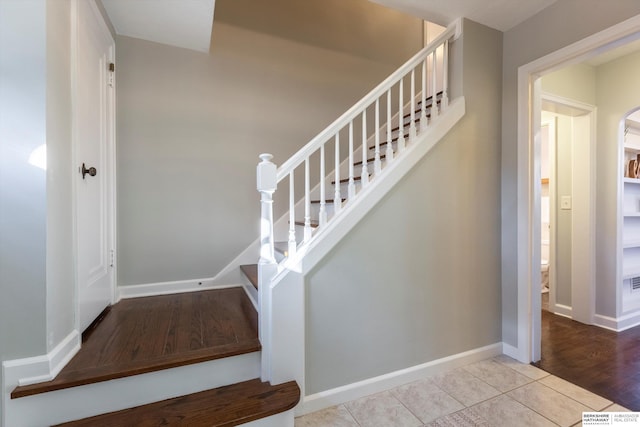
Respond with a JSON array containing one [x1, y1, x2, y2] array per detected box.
[[624, 177, 640, 184], [624, 212, 640, 217]]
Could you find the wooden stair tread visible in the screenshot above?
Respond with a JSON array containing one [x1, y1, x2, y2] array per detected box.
[[54, 378, 300, 427], [12, 288, 260, 399], [332, 175, 366, 184], [293, 220, 319, 228], [310, 198, 346, 204], [240, 264, 258, 290], [368, 134, 409, 150], [353, 154, 386, 167]]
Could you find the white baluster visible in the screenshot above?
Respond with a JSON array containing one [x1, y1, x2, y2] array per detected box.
[[409, 69, 417, 141], [348, 121, 356, 199], [361, 110, 369, 187], [442, 39, 449, 109], [304, 157, 312, 242], [386, 89, 394, 162], [432, 50, 439, 119], [319, 144, 327, 227], [421, 59, 427, 129], [397, 79, 406, 152], [374, 99, 382, 174], [257, 153, 277, 265], [333, 133, 342, 213], [288, 171, 296, 257]]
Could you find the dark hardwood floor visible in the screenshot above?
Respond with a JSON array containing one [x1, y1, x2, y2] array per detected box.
[[535, 308, 640, 411], [12, 287, 260, 398]]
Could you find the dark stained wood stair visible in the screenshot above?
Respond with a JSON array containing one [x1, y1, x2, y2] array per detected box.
[[54, 378, 300, 427], [11, 288, 260, 399]]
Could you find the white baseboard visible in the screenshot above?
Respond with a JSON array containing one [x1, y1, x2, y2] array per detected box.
[[299, 342, 501, 416], [553, 303, 573, 319], [117, 278, 243, 300], [594, 312, 640, 332], [2, 329, 80, 388]]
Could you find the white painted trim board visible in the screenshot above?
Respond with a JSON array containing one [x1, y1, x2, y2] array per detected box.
[[299, 342, 502, 416]]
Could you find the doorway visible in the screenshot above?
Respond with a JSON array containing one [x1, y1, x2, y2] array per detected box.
[[540, 95, 596, 322], [514, 23, 640, 362]]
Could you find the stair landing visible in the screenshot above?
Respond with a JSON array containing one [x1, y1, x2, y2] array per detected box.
[[12, 287, 260, 399]]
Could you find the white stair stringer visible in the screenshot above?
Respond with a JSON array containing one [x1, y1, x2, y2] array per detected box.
[[3, 351, 260, 427]]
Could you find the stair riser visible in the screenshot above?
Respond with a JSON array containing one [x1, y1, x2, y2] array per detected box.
[[4, 352, 260, 427]]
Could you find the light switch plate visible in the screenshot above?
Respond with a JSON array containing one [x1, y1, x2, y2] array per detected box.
[[561, 196, 572, 210]]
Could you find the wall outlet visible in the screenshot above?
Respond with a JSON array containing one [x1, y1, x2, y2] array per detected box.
[[561, 196, 572, 210]]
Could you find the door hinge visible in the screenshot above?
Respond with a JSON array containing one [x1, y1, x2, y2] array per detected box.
[[110, 249, 115, 267], [108, 62, 115, 88]]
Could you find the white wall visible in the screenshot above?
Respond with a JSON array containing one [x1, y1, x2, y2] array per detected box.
[[595, 50, 640, 317], [501, 1, 640, 346], [115, 0, 424, 286], [305, 19, 503, 394]]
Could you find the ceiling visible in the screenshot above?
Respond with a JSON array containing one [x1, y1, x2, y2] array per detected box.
[[369, 0, 559, 32], [100, 0, 559, 54], [101, 0, 215, 52]]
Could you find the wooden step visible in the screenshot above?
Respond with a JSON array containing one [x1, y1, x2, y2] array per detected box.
[[53, 378, 300, 427], [310, 198, 345, 204], [240, 264, 258, 290], [353, 154, 386, 167], [294, 220, 319, 228], [12, 288, 260, 399], [367, 133, 409, 151]]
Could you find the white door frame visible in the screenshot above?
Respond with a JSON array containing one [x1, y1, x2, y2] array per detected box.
[[516, 16, 640, 363], [71, 0, 117, 333]]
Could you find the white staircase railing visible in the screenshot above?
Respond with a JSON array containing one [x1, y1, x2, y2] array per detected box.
[[258, 21, 460, 271], [256, 20, 462, 384]]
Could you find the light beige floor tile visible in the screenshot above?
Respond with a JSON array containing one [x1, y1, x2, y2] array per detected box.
[[463, 359, 533, 392], [425, 408, 490, 427], [603, 403, 631, 412], [508, 382, 590, 426], [344, 391, 422, 427], [471, 395, 556, 427], [493, 355, 550, 380], [431, 368, 501, 406], [390, 378, 464, 424], [539, 375, 612, 410], [295, 405, 359, 427]]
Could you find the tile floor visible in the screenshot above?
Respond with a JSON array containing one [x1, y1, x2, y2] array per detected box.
[[295, 355, 630, 427]]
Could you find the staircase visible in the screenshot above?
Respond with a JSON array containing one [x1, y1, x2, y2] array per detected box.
[[2, 20, 463, 427], [241, 19, 465, 410], [4, 288, 298, 426]]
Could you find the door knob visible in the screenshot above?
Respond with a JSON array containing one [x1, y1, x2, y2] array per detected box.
[[80, 163, 97, 179]]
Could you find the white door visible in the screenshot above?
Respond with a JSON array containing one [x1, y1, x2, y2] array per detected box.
[[74, 0, 115, 332]]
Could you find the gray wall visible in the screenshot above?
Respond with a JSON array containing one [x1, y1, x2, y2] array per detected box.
[[305, 19, 502, 394], [115, 0, 423, 286], [0, 0, 48, 365], [501, 1, 640, 346], [45, 0, 75, 351], [0, 0, 75, 381]]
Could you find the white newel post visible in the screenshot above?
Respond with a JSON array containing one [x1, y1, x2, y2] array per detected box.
[[257, 153, 277, 382]]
